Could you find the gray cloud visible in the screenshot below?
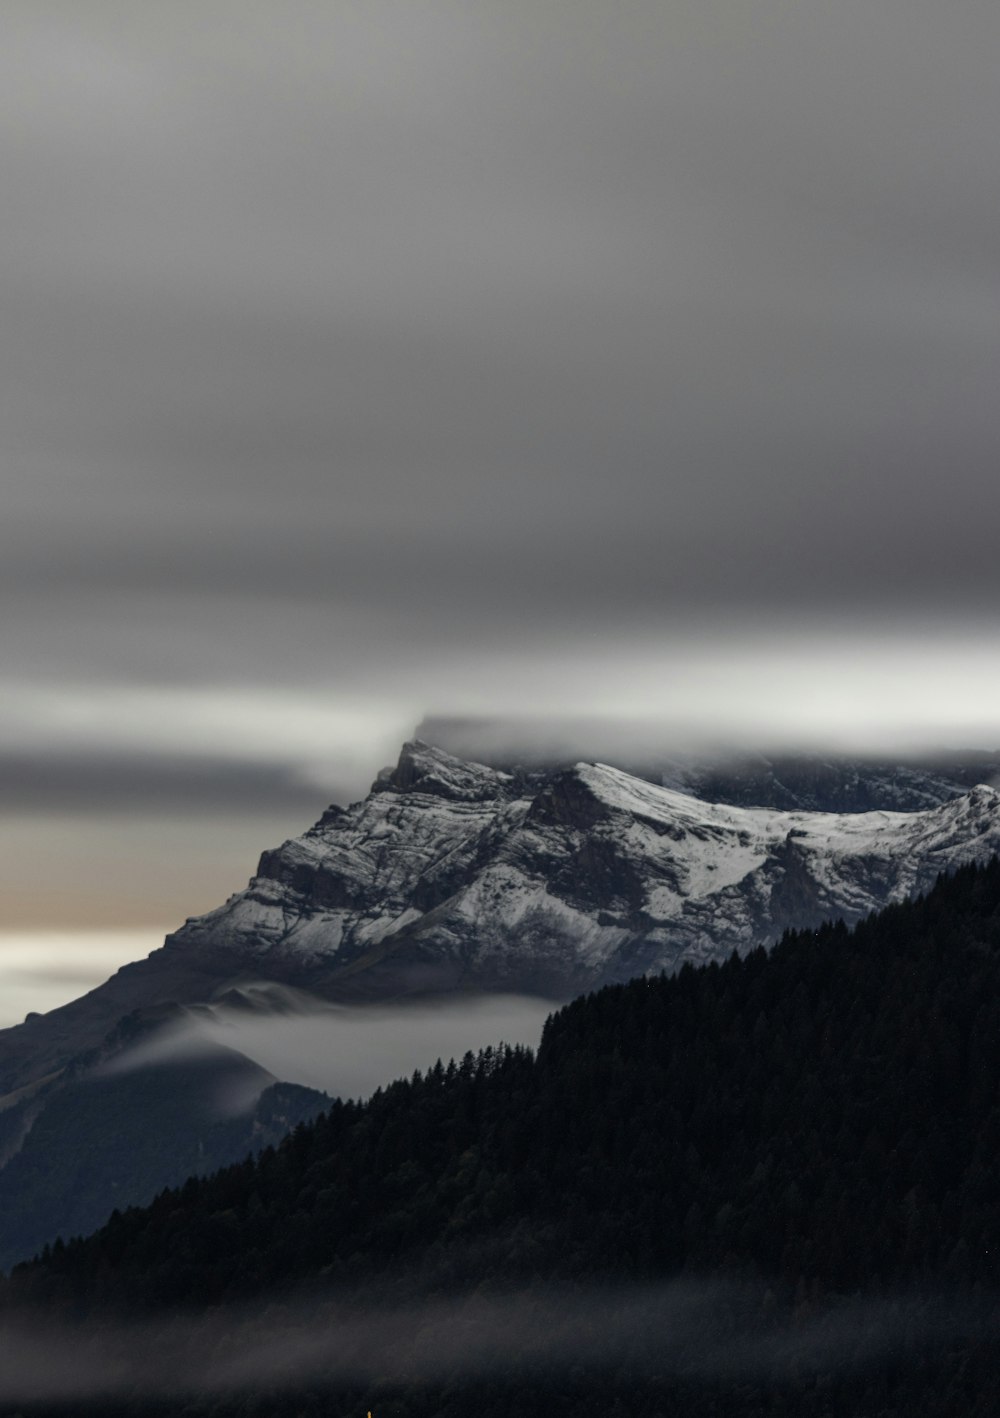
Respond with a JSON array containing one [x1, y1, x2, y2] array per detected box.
[[103, 989, 554, 1098], [4, 0, 1000, 674], [0, 750, 348, 816], [5, 0, 1000, 939]]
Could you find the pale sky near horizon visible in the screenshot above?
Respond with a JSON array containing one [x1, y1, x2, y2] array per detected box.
[[4, 0, 1000, 1022]]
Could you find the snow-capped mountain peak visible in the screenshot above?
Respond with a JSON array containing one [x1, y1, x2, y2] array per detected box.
[[159, 745, 1000, 997], [4, 742, 1000, 1102]]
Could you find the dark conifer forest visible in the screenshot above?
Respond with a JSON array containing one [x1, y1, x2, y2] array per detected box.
[[5, 859, 1000, 1416]]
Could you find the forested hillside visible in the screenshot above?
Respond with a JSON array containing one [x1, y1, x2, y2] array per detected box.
[[6, 859, 1000, 1416]]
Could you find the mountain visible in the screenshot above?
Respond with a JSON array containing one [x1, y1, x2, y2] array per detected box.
[[4, 738, 1000, 1273], [6, 740, 1000, 1099], [180, 740, 1000, 995], [6, 860, 1000, 1417]]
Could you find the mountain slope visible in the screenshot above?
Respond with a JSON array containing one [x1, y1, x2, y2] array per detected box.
[[0, 1008, 328, 1271]]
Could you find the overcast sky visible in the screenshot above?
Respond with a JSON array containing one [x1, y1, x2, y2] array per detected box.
[[3, 0, 1000, 1013]]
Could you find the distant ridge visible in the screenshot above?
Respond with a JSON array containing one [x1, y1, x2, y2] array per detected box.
[[415, 714, 1000, 811]]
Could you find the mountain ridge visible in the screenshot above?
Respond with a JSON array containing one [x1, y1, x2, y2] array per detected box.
[[414, 716, 1000, 811]]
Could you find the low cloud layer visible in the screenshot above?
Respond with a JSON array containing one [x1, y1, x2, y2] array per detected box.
[[0, 750, 346, 817], [0, 932, 167, 1027], [102, 989, 554, 1100], [0, 1282, 992, 1404]]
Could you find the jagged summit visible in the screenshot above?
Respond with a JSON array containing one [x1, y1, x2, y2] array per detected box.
[[371, 740, 514, 802], [414, 717, 1000, 813]]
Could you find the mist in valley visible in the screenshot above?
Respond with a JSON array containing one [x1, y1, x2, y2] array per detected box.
[[1, 1281, 992, 1405], [100, 989, 555, 1103]]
